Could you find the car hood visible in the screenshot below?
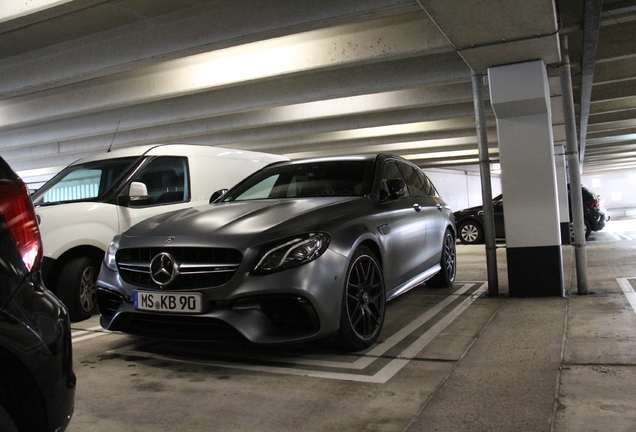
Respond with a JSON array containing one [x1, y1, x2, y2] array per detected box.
[[123, 196, 362, 240], [454, 204, 484, 215]]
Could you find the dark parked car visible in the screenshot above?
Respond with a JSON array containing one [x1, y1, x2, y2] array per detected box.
[[97, 154, 456, 351], [0, 157, 75, 431], [454, 186, 608, 244]]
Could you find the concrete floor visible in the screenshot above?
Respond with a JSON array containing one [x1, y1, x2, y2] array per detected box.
[[66, 218, 636, 432]]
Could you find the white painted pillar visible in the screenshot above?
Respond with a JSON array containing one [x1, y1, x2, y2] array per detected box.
[[554, 144, 571, 244], [488, 60, 564, 297]]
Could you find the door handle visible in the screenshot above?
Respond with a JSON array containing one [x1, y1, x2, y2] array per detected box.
[[413, 204, 422, 212]]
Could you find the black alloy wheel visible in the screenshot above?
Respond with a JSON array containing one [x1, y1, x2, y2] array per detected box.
[[336, 246, 385, 351], [426, 229, 457, 288]]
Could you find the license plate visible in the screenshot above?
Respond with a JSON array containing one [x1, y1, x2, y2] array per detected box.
[[133, 291, 203, 313]]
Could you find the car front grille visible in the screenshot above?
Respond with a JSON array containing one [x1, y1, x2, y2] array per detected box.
[[116, 247, 242, 289]]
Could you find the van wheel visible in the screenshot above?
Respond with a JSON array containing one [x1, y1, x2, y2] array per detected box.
[[57, 256, 99, 322]]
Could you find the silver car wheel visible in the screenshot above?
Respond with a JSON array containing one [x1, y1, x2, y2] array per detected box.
[[79, 265, 98, 313], [57, 256, 99, 322], [459, 221, 483, 244]]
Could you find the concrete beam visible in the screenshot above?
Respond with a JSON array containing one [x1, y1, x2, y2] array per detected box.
[[0, 11, 453, 128], [0, 0, 420, 95], [0, 54, 472, 158]]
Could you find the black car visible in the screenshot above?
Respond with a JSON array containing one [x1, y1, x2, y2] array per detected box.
[[454, 187, 608, 244], [0, 157, 76, 432], [97, 154, 457, 351]]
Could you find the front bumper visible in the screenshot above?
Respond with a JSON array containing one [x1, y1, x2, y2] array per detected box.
[[97, 248, 347, 344]]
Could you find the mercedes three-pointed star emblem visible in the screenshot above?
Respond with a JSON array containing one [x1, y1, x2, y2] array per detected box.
[[150, 252, 178, 286]]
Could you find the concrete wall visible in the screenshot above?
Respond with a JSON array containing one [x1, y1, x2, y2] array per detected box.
[[426, 169, 502, 212], [581, 172, 636, 219]]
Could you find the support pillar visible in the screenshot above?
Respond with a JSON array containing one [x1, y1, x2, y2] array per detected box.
[[488, 60, 564, 297], [554, 145, 571, 244]]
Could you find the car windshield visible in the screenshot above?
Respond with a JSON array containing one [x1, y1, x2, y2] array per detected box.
[[32, 157, 138, 204], [223, 160, 374, 202]]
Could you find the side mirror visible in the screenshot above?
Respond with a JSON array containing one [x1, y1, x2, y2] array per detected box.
[[209, 189, 228, 203], [118, 181, 148, 206], [129, 181, 149, 201], [386, 179, 406, 200]]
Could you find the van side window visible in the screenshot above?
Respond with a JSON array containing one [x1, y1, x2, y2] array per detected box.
[[34, 157, 137, 204], [132, 157, 190, 205]]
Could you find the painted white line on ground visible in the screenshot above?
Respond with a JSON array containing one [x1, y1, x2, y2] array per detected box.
[[109, 283, 489, 383], [618, 278, 636, 316], [253, 283, 477, 370], [72, 326, 110, 343]]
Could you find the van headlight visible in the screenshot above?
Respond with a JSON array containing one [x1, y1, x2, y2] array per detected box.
[[105, 236, 120, 271], [253, 233, 330, 274]]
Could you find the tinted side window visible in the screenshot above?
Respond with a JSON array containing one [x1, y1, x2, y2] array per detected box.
[[132, 157, 190, 205], [397, 162, 427, 197], [418, 170, 436, 196], [381, 162, 409, 198]]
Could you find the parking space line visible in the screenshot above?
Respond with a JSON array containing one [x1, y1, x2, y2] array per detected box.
[[109, 283, 488, 383], [72, 326, 111, 343], [618, 278, 636, 315]]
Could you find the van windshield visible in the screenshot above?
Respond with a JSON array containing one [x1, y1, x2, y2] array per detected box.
[[32, 157, 138, 204]]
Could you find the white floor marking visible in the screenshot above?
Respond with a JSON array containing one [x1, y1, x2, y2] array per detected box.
[[618, 278, 636, 315], [109, 283, 488, 383], [72, 326, 110, 343]]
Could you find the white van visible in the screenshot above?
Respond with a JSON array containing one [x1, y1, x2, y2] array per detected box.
[[32, 144, 287, 321]]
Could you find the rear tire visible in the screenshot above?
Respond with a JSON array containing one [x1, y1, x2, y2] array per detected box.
[[57, 256, 99, 322], [569, 220, 591, 242], [427, 229, 457, 288], [458, 220, 483, 244], [335, 246, 385, 351]]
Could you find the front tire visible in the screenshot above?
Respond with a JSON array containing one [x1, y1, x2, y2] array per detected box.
[[426, 229, 457, 288], [458, 220, 483, 244], [569, 220, 591, 242], [56, 256, 99, 322], [336, 246, 385, 351]]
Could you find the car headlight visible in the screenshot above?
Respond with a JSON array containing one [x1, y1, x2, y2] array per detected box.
[[253, 233, 330, 274], [105, 236, 120, 271]]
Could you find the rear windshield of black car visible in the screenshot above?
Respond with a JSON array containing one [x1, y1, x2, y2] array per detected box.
[[224, 160, 374, 201]]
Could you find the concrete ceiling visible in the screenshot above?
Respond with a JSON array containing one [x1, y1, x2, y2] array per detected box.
[[0, 0, 635, 185]]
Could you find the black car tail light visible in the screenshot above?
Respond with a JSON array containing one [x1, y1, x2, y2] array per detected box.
[[0, 178, 43, 271]]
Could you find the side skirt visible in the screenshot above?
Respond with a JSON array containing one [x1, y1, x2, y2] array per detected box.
[[385, 264, 441, 301]]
